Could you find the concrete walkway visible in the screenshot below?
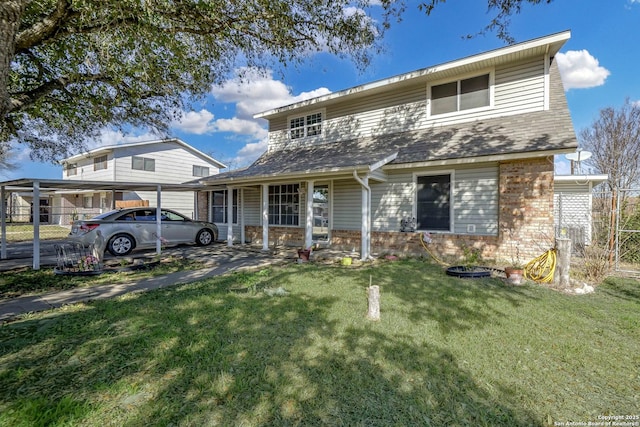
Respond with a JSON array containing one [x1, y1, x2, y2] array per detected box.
[[0, 245, 288, 323]]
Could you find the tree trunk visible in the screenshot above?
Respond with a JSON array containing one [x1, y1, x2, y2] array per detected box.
[[554, 237, 572, 290], [0, 1, 27, 120]]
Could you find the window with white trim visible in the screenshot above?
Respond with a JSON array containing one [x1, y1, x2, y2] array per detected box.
[[416, 174, 451, 231], [93, 155, 107, 171], [430, 74, 490, 115], [268, 184, 299, 226], [132, 156, 155, 172], [193, 165, 210, 177], [211, 190, 238, 223], [289, 112, 322, 140], [66, 163, 77, 176], [83, 195, 93, 208]]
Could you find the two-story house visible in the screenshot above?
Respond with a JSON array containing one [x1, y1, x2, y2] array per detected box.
[[56, 138, 225, 223], [195, 31, 579, 263]]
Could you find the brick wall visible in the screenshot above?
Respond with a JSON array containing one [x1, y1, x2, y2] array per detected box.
[[497, 157, 555, 262], [245, 226, 304, 247], [196, 191, 208, 221]]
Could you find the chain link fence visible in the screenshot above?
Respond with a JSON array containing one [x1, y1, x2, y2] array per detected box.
[[556, 189, 640, 279], [2, 206, 103, 242]]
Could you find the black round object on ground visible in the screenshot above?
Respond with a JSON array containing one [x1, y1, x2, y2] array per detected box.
[[445, 265, 493, 279]]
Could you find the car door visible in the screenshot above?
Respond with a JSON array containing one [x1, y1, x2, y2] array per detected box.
[[131, 209, 158, 246], [160, 210, 191, 244]]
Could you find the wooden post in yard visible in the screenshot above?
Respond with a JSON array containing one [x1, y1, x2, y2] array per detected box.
[[367, 275, 380, 321], [555, 237, 572, 290]]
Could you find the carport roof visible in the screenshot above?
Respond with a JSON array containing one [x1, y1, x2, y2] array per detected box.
[[0, 178, 205, 192]]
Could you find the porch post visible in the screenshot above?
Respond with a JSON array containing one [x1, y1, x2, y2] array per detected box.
[[361, 175, 369, 260], [1, 185, 6, 259], [352, 171, 371, 260], [227, 186, 234, 246], [156, 185, 162, 255], [33, 181, 40, 270], [111, 190, 116, 209], [262, 184, 269, 251], [305, 180, 314, 249], [240, 188, 245, 245]]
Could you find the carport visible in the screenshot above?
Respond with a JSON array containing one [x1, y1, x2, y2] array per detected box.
[[0, 178, 205, 269]]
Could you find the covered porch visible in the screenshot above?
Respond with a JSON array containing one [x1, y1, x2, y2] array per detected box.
[[196, 150, 399, 261]]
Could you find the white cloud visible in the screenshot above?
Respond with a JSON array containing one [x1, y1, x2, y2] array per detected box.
[[556, 50, 610, 90], [211, 68, 331, 119], [207, 68, 332, 167], [232, 139, 269, 167], [172, 109, 215, 135], [555, 159, 571, 175], [632, 100, 640, 108], [95, 129, 159, 148], [213, 118, 268, 140]]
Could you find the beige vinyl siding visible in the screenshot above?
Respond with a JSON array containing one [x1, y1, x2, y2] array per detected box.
[[242, 187, 262, 226], [371, 171, 415, 231], [370, 164, 498, 235], [266, 58, 546, 150], [452, 166, 499, 235], [332, 179, 362, 230], [494, 58, 545, 113]]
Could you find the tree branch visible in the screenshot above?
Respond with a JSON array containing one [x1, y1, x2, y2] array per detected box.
[[15, 0, 74, 51]]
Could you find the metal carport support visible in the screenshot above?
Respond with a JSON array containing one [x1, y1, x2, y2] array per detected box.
[[0, 178, 205, 270]]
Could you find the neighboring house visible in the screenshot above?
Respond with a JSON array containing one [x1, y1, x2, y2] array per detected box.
[[53, 138, 225, 224], [194, 31, 579, 263], [554, 174, 608, 251]]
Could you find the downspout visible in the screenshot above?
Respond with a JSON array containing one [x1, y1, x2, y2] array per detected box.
[[353, 170, 372, 260]]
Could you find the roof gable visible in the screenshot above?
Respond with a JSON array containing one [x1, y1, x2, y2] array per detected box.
[[62, 138, 226, 169]]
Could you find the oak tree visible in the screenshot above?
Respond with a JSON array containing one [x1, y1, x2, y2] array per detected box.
[[1, 0, 552, 163]]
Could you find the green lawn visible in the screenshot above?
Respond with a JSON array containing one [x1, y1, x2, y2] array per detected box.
[[0, 260, 638, 426], [0, 257, 208, 299], [2, 225, 70, 242]]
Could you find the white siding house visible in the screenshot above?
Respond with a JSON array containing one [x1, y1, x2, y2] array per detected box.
[[197, 31, 579, 263], [57, 138, 225, 222]]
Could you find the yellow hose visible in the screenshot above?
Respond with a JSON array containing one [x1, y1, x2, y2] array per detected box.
[[418, 231, 557, 283], [420, 233, 448, 266], [524, 249, 557, 283]]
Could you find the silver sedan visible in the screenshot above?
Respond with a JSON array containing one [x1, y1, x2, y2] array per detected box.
[[69, 208, 218, 256]]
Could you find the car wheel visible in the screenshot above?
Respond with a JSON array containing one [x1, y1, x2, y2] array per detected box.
[[196, 228, 214, 246], [107, 233, 134, 256]]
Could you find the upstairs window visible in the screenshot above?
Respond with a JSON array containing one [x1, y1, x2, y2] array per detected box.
[[132, 156, 155, 172], [193, 165, 210, 177], [66, 163, 77, 176], [93, 155, 108, 171], [430, 74, 490, 116], [289, 112, 322, 140]]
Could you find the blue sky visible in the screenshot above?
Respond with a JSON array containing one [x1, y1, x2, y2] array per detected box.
[[5, 0, 640, 180]]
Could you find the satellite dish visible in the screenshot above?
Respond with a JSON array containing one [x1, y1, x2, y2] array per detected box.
[[565, 149, 592, 174]]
